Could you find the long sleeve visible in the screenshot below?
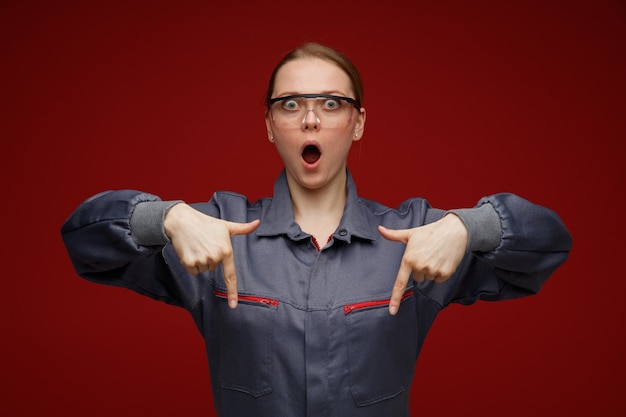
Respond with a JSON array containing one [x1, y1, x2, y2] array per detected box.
[[60, 190, 200, 309], [419, 193, 572, 307]]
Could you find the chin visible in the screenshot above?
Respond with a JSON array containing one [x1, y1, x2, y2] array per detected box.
[[293, 166, 346, 191]]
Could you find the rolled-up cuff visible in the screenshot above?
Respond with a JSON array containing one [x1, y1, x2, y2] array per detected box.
[[447, 203, 502, 253], [130, 200, 184, 246]]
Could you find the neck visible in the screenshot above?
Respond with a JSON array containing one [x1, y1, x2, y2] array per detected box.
[[287, 170, 348, 243]]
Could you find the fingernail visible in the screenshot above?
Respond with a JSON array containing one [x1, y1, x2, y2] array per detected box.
[[389, 305, 398, 315], [229, 299, 237, 309]]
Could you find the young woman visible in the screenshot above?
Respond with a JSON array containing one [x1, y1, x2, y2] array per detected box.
[[61, 43, 572, 417]]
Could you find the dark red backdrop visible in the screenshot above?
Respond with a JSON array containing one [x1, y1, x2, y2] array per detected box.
[[1, 1, 624, 416]]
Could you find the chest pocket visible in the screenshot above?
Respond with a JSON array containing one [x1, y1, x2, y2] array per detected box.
[[214, 290, 278, 397], [344, 289, 418, 406]]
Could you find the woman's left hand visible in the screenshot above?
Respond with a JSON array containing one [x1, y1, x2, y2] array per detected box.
[[378, 214, 468, 315]]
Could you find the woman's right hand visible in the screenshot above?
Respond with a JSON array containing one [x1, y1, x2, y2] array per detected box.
[[163, 203, 260, 309]]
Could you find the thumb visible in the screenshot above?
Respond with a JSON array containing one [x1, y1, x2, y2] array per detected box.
[[378, 225, 411, 244], [227, 219, 261, 237]]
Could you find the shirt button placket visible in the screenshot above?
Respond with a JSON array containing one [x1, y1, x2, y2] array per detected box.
[[305, 248, 331, 416]]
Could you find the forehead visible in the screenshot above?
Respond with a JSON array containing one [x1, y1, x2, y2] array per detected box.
[[273, 57, 353, 96]]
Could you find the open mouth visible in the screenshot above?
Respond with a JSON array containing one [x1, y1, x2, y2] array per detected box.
[[302, 144, 321, 164]]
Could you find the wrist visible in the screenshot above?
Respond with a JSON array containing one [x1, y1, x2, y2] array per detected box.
[[163, 201, 188, 240], [446, 203, 502, 252], [131, 200, 184, 246]]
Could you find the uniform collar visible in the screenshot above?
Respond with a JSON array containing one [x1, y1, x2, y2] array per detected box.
[[255, 170, 378, 243]]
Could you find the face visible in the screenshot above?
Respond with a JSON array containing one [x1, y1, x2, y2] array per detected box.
[[265, 57, 366, 192]]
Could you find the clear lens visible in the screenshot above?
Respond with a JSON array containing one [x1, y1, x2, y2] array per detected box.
[[269, 94, 356, 128]]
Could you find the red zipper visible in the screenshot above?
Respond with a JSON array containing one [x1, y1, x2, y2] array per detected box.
[[344, 290, 414, 315], [213, 290, 279, 307], [312, 235, 333, 252]]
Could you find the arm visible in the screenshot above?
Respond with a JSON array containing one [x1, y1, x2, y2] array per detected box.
[[380, 193, 572, 312], [60, 190, 189, 306], [447, 193, 572, 305], [60, 190, 258, 309]]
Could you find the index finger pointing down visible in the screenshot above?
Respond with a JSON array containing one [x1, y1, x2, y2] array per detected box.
[[222, 250, 238, 309], [389, 262, 411, 315]]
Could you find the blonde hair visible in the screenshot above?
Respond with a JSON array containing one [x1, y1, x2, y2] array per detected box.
[[264, 43, 363, 107]]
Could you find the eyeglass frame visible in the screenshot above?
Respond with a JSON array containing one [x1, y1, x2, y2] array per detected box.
[[267, 94, 362, 111]]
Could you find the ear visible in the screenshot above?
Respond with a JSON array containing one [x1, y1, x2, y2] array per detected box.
[[265, 114, 275, 143], [352, 107, 366, 142]]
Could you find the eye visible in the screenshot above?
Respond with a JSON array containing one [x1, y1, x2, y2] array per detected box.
[[281, 99, 300, 111], [322, 99, 341, 110]]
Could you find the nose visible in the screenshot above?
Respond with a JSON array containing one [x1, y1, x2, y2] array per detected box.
[[301, 109, 321, 130]]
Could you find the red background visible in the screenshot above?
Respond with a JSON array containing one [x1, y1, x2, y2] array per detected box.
[[1, 1, 624, 415]]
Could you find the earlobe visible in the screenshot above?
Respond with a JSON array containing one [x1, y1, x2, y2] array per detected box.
[[265, 116, 275, 143], [353, 107, 366, 141]]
